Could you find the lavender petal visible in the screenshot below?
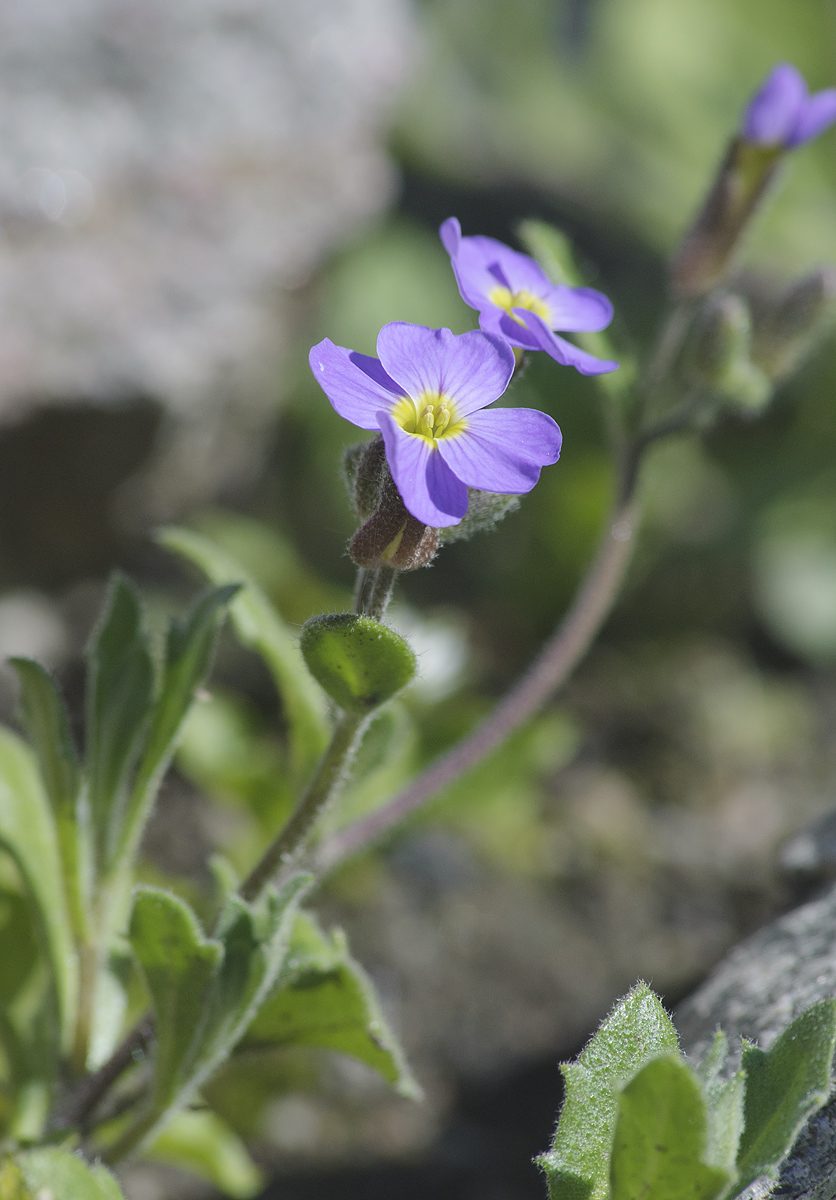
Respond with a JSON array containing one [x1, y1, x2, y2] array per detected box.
[[309, 339, 404, 430], [377, 323, 514, 416], [509, 311, 619, 375], [438, 408, 562, 493], [377, 410, 469, 527], [789, 88, 836, 146], [543, 285, 614, 333], [743, 62, 806, 145]]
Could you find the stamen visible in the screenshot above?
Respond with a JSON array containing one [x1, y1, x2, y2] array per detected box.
[[420, 405, 435, 436], [434, 402, 450, 436]]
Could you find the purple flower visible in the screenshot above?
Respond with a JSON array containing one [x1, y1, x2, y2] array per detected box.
[[309, 322, 562, 528], [743, 63, 836, 148], [439, 218, 618, 376]]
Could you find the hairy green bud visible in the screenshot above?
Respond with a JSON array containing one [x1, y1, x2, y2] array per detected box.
[[300, 613, 416, 713]]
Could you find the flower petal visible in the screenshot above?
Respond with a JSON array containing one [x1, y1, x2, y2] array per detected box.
[[543, 285, 614, 332], [789, 88, 836, 146], [743, 62, 806, 145], [440, 219, 552, 308], [510, 310, 619, 375], [376, 323, 514, 416], [309, 339, 404, 430], [438, 408, 562, 494], [377, 410, 469, 527]]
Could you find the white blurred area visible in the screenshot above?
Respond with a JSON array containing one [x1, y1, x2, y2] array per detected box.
[[0, 0, 415, 510]]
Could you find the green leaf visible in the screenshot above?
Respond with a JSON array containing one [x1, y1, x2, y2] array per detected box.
[[123, 877, 309, 1155], [115, 585, 239, 867], [85, 574, 154, 872], [696, 1032, 745, 1178], [0, 726, 77, 1054], [17, 1147, 125, 1199], [147, 1109, 263, 1199], [129, 887, 224, 1111], [538, 983, 680, 1200], [10, 658, 88, 937], [736, 999, 836, 1188], [242, 911, 419, 1098], [610, 1055, 731, 1200], [0, 890, 38, 1005], [159, 527, 329, 780], [300, 614, 416, 714]]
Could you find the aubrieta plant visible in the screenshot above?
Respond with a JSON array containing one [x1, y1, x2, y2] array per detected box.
[[0, 61, 834, 1200]]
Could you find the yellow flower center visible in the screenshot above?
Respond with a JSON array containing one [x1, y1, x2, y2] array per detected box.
[[488, 285, 551, 326], [391, 390, 467, 445]]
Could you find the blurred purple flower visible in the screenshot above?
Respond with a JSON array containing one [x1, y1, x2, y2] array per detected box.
[[309, 322, 562, 528], [743, 63, 836, 148], [440, 218, 618, 376]]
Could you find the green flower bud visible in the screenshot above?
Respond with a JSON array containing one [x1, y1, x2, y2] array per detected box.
[[343, 436, 387, 521], [681, 293, 772, 418], [300, 613, 416, 713], [752, 268, 836, 381], [348, 448, 439, 571]]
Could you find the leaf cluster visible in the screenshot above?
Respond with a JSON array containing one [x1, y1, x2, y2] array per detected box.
[[539, 985, 836, 1200]]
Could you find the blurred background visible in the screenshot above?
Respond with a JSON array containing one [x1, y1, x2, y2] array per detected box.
[[1, 0, 836, 1197]]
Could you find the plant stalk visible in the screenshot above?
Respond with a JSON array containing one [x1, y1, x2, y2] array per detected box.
[[239, 709, 367, 902], [313, 460, 642, 875]]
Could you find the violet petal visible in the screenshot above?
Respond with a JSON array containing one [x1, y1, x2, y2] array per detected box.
[[509, 311, 620, 375], [437, 408, 562, 493], [376, 323, 514, 417], [743, 62, 806, 145], [377, 410, 469, 527], [309, 339, 404, 430]]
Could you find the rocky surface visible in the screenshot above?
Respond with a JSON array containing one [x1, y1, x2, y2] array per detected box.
[[0, 0, 413, 510], [676, 882, 836, 1200]]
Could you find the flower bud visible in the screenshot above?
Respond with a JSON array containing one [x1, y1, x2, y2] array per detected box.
[[300, 613, 416, 713], [349, 465, 439, 571], [682, 293, 771, 415], [342, 436, 388, 521], [438, 490, 520, 544], [752, 268, 836, 380], [670, 138, 783, 298]]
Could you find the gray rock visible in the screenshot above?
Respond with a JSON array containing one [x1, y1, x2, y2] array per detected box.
[[0, 0, 414, 509], [676, 883, 836, 1199]]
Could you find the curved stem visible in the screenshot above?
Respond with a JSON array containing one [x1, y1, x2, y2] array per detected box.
[[240, 710, 367, 902], [312, 456, 642, 875]]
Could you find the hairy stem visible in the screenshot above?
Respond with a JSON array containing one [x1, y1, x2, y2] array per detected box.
[[56, 1016, 153, 1133], [313, 459, 642, 874], [354, 564, 398, 621], [240, 709, 368, 902]]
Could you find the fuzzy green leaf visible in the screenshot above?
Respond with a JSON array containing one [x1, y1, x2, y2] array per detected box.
[[116, 584, 238, 867], [124, 877, 309, 1155], [736, 999, 836, 1188], [130, 887, 223, 1111], [242, 911, 419, 1097], [85, 573, 154, 871], [10, 658, 88, 938], [17, 1147, 125, 1199], [611, 1055, 731, 1200], [147, 1109, 262, 1199], [300, 613, 416, 714], [159, 527, 329, 780], [538, 983, 680, 1200], [0, 727, 77, 1055], [696, 1032, 745, 1178]]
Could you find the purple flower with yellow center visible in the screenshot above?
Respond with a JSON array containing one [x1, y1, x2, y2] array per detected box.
[[743, 63, 836, 148], [309, 322, 562, 528], [440, 217, 618, 377]]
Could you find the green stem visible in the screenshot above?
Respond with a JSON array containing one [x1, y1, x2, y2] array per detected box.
[[239, 710, 367, 902]]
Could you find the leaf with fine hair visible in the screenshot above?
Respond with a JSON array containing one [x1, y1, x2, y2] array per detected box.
[[537, 983, 680, 1200], [147, 1109, 263, 1199], [10, 658, 88, 938], [610, 1056, 731, 1200], [120, 876, 310, 1157], [0, 727, 77, 1056], [735, 999, 836, 1189], [115, 584, 239, 868], [85, 573, 154, 874], [16, 1147, 125, 1198], [241, 911, 419, 1098], [158, 527, 329, 781]]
